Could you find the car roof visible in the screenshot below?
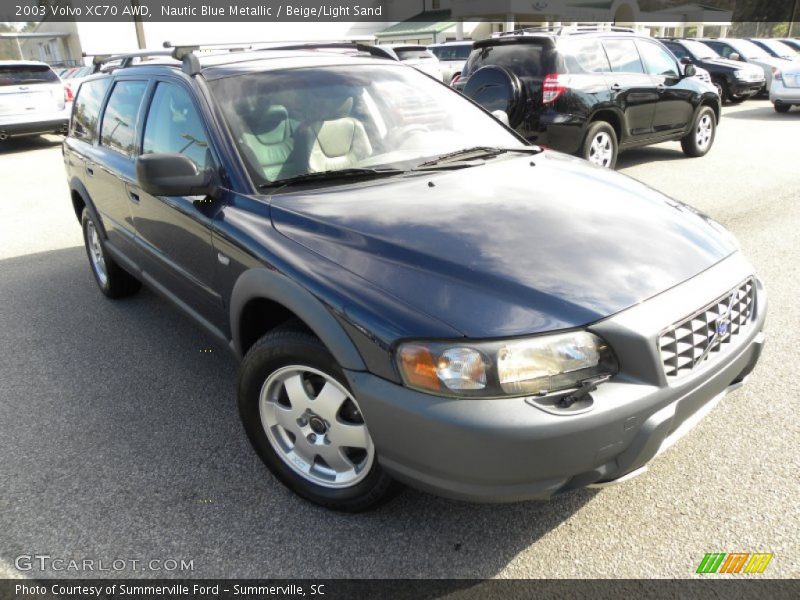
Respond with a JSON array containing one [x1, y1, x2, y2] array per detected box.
[[0, 60, 52, 68], [428, 41, 473, 47]]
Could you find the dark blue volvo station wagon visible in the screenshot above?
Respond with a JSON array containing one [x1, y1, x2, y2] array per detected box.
[[63, 43, 765, 511]]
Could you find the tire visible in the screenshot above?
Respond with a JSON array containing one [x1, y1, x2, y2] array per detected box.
[[774, 102, 791, 113], [81, 208, 141, 299], [237, 325, 401, 512], [680, 106, 716, 158], [712, 79, 729, 103], [728, 94, 746, 104], [580, 121, 618, 169]]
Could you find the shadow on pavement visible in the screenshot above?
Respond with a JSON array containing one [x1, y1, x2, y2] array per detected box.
[[616, 145, 687, 169], [720, 105, 800, 121], [0, 134, 63, 155], [0, 247, 596, 579]]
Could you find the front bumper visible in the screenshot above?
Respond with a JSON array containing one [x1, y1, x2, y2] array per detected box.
[[345, 253, 766, 502], [730, 80, 765, 97]]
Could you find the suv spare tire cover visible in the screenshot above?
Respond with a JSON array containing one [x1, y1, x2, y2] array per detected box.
[[462, 65, 526, 129]]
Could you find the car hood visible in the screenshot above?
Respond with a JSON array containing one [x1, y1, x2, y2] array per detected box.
[[701, 57, 760, 72], [270, 152, 738, 338], [750, 56, 791, 69]]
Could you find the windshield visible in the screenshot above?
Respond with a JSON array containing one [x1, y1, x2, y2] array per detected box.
[[757, 39, 798, 57], [430, 45, 472, 61], [683, 40, 719, 60], [730, 39, 770, 59], [210, 64, 523, 187], [0, 65, 59, 86]]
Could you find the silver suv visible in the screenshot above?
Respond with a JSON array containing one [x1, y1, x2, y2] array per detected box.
[[0, 60, 69, 141]]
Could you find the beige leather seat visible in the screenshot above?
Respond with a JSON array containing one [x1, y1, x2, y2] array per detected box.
[[306, 97, 372, 172]]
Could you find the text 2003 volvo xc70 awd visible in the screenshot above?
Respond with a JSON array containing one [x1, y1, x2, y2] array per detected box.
[[63, 44, 766, 511]]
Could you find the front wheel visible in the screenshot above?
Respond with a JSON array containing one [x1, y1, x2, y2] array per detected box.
[[712, 79, 728, 103], [581, 121, 618, 169], [681, 106, 716, 157], [774, 102, 791, 113], [237, 325, 400, 512]]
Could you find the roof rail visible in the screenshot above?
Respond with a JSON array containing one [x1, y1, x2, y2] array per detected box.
[[87, 39, 396, 77]]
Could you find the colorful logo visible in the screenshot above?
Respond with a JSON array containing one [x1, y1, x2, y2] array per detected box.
[[696, 552, 773, 574]]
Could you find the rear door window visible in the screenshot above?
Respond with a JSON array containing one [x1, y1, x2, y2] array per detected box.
[[0, 65, 59, 86], [72, 77, 111, 142], [560, 38, 611, 73], [602, 39, 645, 73], [99, 80, 148, 157], [465, 43, 546, 78]]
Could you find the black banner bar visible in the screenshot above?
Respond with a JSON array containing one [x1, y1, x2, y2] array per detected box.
[[2, 579, 800, 600], [0, 0, 798, 23]]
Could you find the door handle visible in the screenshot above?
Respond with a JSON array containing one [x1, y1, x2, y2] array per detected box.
[[128, 191, 140, 203], [610, 83, 622, 91]]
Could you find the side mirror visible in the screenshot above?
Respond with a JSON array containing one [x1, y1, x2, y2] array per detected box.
[[684, 63, 697, 77], [136, 153, 215, 197], [491, 109, 510, 127], [729, 52, 742, 61]]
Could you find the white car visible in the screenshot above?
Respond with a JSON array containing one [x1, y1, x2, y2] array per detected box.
[[770, 64, 800, 112], [0, 60, 70, 141], [380, 45, 443, 80], [428, 41, 473, 85]]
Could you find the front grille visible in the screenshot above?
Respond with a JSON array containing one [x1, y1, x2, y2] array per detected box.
[[659, 279, 756, 380]]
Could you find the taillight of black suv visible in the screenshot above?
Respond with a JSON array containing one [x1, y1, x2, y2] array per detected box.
[[459, 27, 721, 169]]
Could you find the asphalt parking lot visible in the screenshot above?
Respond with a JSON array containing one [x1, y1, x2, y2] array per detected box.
[[1, 98, 798, 579]]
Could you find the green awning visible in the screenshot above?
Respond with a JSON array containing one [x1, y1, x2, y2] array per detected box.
[[375, 10, 455, 39]]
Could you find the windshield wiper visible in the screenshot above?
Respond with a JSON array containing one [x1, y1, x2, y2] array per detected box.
[[416, 146, 541, 168], [258, 167, 405, 190]]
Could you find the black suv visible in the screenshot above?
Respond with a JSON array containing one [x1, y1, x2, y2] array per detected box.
[[660, 38, 765, 103], [63, 43, 764, 512], [455, 27, 720, 168]]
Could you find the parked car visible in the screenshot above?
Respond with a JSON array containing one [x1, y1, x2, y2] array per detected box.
[[455, 27, 720, 169], [748, 38, 800, 61], [660, 38, 765, 103], [698, 38, 788, 92], [770, 62, 800, 112], [378, 45, 443, 80], [63, 44, 765, 511], [779, 38, 800, 52], [0, 60, 69, 141], [427, 40, 473, 85]]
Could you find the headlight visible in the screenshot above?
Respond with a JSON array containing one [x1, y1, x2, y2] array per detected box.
[[734, 70, 748, 80], [396, 331, 617, 398]]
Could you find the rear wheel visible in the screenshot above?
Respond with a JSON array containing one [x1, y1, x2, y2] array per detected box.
[[81, 208, 141, 298], [774, 102, 791, 113], [681, 106, 716, 157], [581, 121, 618, 169], [237, 325, 401, 512]]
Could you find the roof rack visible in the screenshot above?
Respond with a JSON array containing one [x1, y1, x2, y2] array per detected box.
[[87, 40, 394, 77], [494, 24, 636, 38]]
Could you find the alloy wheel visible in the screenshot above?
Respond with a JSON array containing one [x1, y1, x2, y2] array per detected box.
[[86, 221, 108, 287], [259, 365, 374, 488], [695, 114, 713, 149], [588, 132, 614, 167]]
